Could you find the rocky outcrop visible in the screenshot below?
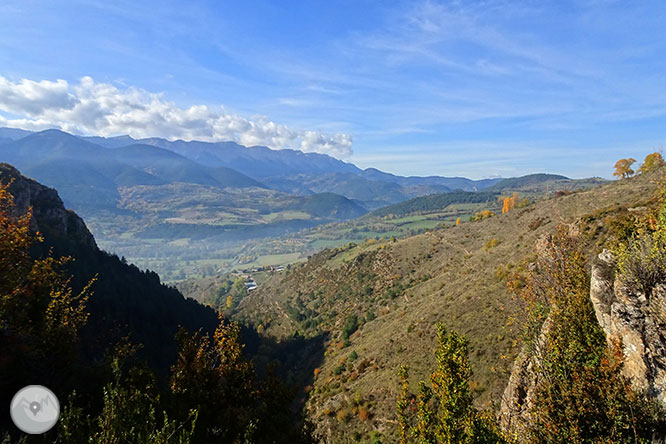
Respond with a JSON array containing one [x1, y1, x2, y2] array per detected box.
[[0, 163, 96, 249], [498, 317, 551, 438], [500, 245, 666, 439], [590, 249, 666, 407]]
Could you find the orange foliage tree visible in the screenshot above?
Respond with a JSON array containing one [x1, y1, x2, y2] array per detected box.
[[501, 192, 519, 214], [613, 158, 636, 178]]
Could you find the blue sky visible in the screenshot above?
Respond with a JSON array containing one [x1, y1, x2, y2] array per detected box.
[[0, 0, 665, 178]]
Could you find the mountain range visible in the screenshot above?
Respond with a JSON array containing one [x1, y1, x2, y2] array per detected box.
[[0, 127, 500, 208], [0, 127, 568, 280]]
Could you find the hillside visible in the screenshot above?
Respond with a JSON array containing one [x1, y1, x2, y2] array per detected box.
[[0, 163, 219, 372], [233, 171, 660, 442], [486, 173, 606, 192], [369, 190, 499, 218], [176, 174, 607, 284], [0, 163, 318, 442]]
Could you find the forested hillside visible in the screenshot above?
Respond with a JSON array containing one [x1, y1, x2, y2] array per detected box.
[[0, 164, 315, 443]]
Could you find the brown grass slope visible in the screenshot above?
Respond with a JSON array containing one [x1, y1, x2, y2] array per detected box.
[[235, 172, 658, 443]]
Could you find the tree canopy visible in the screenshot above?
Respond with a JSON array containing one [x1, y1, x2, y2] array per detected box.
[[613, 158, 636, 178]]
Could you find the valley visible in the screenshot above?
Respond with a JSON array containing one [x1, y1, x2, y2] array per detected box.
[[0, 128, 509, 281], [2, 4, 665, 442]]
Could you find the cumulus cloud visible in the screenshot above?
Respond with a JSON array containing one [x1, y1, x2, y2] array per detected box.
[[0, 76, 353, 158]]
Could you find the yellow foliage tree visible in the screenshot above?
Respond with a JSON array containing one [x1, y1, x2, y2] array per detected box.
[[638, 152, 665, 174], [613, 158, 636, 179], [472, 210, 495, 221], [455, 217, 461, 226], [501, 192, 518, 214]]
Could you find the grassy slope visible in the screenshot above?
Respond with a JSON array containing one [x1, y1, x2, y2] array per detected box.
[[235, 172, 658, 442]]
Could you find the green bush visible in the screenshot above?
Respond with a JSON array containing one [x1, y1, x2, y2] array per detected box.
[[615, 228, 666, 296], [342, 314, 359, 340]]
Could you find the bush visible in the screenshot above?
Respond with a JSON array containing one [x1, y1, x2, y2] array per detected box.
[[484, 238, 501, 250], [336, 408, 352, 423], [615, 229, 666, 296], [342, 314, 359, 340], [516, 225, 664, 442]]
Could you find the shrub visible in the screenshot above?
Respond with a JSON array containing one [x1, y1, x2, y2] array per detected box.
[[342, 314, 359, 340], [615, 228, 666, 296], [484, 238, 501, 250], [358, 407, 371, 421], [336, 408, 352, 423], [471, 210, 495, 221], [527, 217, 547, 231]]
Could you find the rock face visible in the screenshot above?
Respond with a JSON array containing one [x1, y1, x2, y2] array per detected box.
[[0, 163, 96, 249], [590, 249, 666, 407], [498, 317, 551, 439], [500, 246, 666, 439]]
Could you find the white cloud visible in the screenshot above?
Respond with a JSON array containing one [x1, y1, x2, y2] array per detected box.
[[0, 76, 353, 158]]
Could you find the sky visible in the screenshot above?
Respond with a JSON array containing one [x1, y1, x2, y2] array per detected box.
[[0, 0, 665, 179]]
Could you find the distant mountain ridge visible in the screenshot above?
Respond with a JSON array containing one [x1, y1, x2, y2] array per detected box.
[[0, 127, 501, 200]]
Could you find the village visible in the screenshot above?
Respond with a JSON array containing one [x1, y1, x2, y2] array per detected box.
[[232, 264, 286, 292]]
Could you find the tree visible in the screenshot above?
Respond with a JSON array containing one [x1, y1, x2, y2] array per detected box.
[[0, 182, 94, 411], [613, 158, 636, 178], [456, 217, 461, 226], [471, 210, 495, 221], [502, 193, 518, 214], [396, 324, 505, 444], [91, 342, 197, 444], [169, 317, 314, 443], [638, 152, 665, 174]]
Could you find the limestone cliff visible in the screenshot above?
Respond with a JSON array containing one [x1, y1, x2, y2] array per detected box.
[[590, 249, 666, 407], [0, 162, 96, 249], [499, 246, 666, 439]]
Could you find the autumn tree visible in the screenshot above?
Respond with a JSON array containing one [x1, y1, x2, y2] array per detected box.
[[456, 217, 461, 226], [501, 193, 519, 214], [613, 158, 636, 178], [638, 152, 665, 174], [471, 210, 495, 221], [0, 181, 94, 417]]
